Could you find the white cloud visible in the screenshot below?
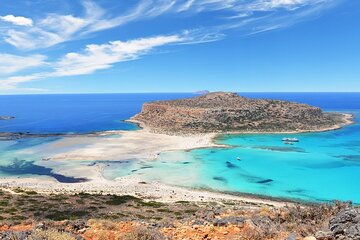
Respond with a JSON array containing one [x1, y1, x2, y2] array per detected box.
[[54, 35, 183, 76], [0, 74, 44, 91], [0, 54, 47, 74], [0, 15, 33, 26], [4, 29, 63, 50], [0, 34, 183, 91], [0, 0, 338, 50], [0, 1, 103, 50]]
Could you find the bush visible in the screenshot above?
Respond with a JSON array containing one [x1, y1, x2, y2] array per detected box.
[[29, 229, 77, 240], [105, 195, 140, 205], [120, 227, 166, 240]]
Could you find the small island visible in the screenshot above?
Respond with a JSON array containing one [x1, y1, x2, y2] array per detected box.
[[131, 92, 352, 134], [0, 116, 15, 120]]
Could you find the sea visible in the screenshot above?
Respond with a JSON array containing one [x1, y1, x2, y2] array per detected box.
[[0, 93, 359, 203]]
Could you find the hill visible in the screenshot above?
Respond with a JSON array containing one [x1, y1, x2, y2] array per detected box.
[[130, 92, 350, 134]]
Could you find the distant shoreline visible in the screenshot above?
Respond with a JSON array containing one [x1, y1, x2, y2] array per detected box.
[[127, 112, 354, 136], [0, 112, 353, 140]]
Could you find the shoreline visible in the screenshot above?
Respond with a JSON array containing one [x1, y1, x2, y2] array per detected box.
[[0, 112, 354, 208], [1, 112, 353, 139], [0, 175, 290, 208], [127, 112, 354, 135]]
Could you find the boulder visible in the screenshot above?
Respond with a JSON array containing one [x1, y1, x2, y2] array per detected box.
[[329, 208, 360, 239]]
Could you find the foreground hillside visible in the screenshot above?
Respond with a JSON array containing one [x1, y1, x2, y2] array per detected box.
[[0, 188, 359, 240], [131, 92, 350, 134]]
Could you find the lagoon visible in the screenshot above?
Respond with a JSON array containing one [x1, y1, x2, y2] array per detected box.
[[0, 93, 359, 203]]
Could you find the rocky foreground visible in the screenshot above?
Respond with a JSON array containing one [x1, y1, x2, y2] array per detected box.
[[131, 92, 350, 134], [0, 188, 359, 240]]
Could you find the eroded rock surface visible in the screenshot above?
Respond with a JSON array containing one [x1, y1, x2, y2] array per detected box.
[[329, 208, 360, 239]]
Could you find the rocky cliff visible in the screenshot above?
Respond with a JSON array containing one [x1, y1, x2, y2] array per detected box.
[[131, 92, 350, 134]]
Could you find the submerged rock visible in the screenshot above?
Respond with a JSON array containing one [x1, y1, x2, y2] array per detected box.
[[257, 179, 273, 184], [213, 176, 228, 183]]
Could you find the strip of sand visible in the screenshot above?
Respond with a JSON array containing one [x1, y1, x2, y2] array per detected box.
[[0, 175, 287, 208], [40, 129, 221, 161]]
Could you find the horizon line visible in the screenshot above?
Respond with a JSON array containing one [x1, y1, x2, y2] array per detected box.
[[1, 91, 360, 96]]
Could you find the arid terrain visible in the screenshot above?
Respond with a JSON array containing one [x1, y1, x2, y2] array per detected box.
[[131, 92, 351, 134], [0, 187, 359, 240]]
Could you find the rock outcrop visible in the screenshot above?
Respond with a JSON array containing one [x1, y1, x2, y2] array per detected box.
[[0, 116, 14, 120], [131, 92, 350, 134], [329, 208, 360, 239]]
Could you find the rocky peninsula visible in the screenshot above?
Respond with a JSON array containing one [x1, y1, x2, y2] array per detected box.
[[131, 92, 351, 134]]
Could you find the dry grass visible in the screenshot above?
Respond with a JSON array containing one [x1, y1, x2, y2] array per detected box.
[[29, 229, 77, 240], [120, 227, 166, 240]]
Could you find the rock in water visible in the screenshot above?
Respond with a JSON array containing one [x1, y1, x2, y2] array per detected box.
[[0, 116, 15, 120], [131, 92, 349, 134]]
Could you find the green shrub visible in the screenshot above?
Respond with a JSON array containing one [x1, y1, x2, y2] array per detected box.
[[105, 195, 139, 205]]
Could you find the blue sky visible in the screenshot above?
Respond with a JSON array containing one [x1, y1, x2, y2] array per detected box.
[[0, 0, 359, 93]]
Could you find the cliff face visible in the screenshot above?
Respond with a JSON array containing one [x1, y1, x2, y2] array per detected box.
[[131, 92, 347, 134]]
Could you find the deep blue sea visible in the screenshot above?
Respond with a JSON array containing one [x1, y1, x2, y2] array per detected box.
[[0, 93, 196, 133], [1, 93, 360, 203]]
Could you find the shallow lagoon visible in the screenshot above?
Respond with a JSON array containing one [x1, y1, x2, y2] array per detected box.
[[1, 93, 360, 203], [103, 112, 360, 203]]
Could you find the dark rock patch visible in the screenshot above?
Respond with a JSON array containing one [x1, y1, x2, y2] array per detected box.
[[213, 176, 228, 183], [226, 161, 238, 169], [337, 155, 360, 162], [182, 161, 191, 165], [213, 216, 245, 227], [253, 146, 307, 153], [257, 179, 273, 184]]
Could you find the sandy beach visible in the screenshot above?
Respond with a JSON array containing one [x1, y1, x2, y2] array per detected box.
[[42, 113, 352, 162], [37, 129, 221, 161], [0, 125, 291, 207], [0, 112, 353, 208], [0, 174, 287, 208]]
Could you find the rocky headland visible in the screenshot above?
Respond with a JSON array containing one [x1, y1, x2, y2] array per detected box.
[[131, 92, 351, 134]]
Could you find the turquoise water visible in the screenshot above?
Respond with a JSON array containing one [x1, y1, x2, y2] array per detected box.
[[103, 112, 360, 203], [1, 93, 360, 203]]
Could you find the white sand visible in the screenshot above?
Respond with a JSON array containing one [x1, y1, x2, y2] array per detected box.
[[0, 175, 287, 207], [0, 128, 290, 207], [40, 129, 220, 161]]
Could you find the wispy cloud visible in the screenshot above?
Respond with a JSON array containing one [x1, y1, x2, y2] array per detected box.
[[0, 34, 183, 91], [0, 54, 47, 74], [0, 0, 339, 50], [53, 35, 183, 76]]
